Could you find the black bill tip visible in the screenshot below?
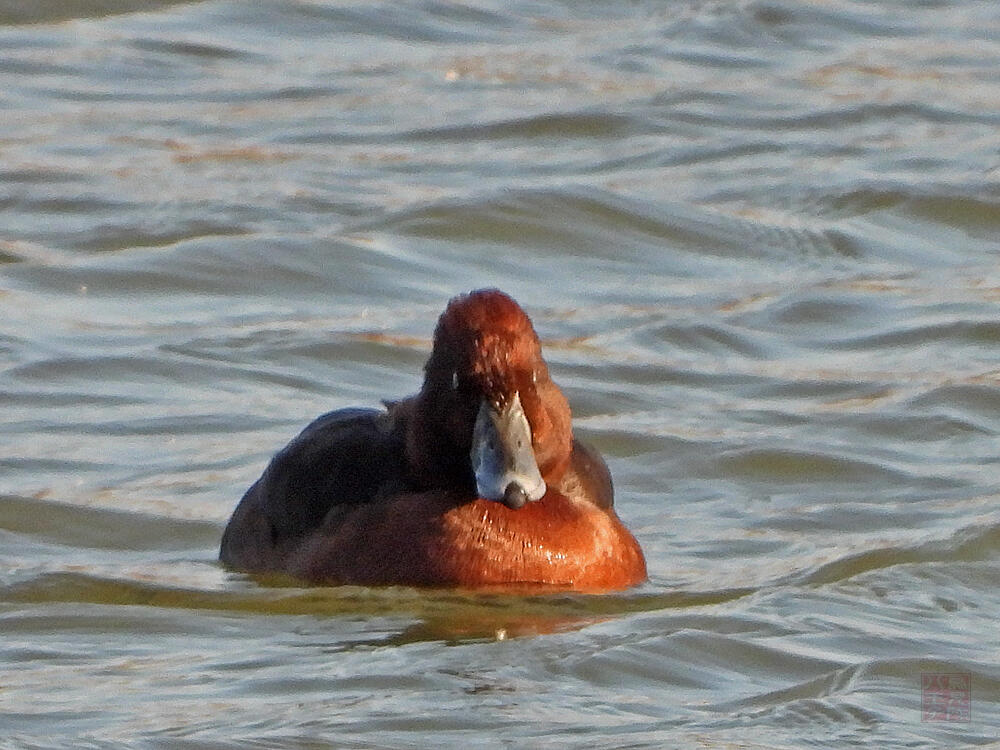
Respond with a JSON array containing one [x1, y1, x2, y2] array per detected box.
[[502, 482, 530, 510]]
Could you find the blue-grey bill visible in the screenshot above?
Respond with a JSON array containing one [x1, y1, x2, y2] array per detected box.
[[470, 392, 546, 508]]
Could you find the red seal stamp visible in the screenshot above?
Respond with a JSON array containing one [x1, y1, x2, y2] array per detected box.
[[922, 672, 971, 722]]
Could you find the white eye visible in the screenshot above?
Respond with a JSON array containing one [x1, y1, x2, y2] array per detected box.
[[451, 371, 459, 390], [531, 369, 538, 384]]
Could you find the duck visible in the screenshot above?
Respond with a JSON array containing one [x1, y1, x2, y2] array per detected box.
[[220, 289, 646, 592]]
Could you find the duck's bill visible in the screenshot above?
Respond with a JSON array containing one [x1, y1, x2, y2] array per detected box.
[[470, 392, 546, 509]]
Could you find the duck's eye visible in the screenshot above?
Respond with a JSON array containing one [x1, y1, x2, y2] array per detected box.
[[451, 371, 459, 390]]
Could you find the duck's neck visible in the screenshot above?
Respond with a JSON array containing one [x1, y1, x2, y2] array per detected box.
[[399, 395, 477, 495]]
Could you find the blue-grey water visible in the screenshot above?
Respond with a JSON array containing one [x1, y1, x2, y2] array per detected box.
[[2, 1, 999, 748]]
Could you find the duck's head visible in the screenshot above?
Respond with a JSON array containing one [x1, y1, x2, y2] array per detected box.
[[407, 289, 572, 508]]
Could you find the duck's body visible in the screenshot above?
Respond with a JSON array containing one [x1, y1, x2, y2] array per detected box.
[[220, 290, 646, 592]]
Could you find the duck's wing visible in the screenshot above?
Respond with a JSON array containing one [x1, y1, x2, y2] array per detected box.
[[220, 406, 409, 572]]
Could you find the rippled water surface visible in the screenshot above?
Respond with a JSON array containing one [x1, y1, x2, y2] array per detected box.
[[2, 1, 1000, 747]]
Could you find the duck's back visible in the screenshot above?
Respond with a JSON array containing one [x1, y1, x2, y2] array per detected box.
[[219, 407, 408, 572]]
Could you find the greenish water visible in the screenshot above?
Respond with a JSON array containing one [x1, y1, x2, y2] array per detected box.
[[2, 1, 999, 747]]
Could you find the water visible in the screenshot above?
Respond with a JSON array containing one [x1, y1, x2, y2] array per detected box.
[[2, 1, 999, 747]]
